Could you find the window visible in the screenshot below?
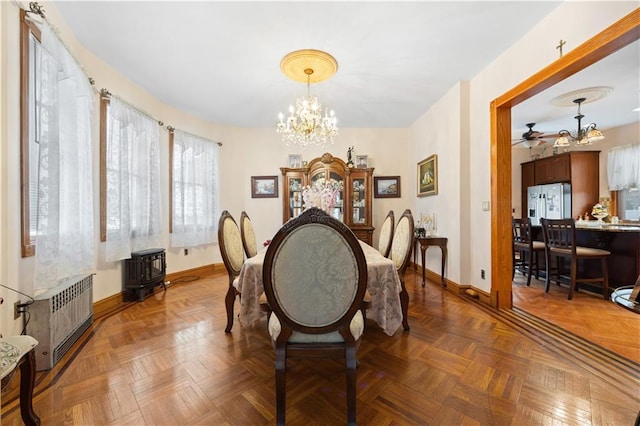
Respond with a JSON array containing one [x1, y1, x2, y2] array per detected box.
[[169, 129, 219, 247], [20, 10, 42, 257], [100, 96, 162, 262], [618, 188, 640, 221]]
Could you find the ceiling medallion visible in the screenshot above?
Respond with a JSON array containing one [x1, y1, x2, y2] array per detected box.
[[276, 49, 339, 149], [550, 86, 613, 107]]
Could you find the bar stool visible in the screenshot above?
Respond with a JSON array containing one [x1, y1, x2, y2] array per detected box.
[[512, 217, 545, 286], [541, 218, 610, 300]]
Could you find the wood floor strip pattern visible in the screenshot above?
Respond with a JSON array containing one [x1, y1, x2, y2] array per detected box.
[[3, 275, 640, 424], [468, 301, 639, 401]]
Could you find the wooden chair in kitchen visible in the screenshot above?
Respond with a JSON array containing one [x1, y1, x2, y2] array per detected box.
[[541, 218, 610, 300], [262, 207, 367, 425], [218, 210, 245, 333], [377, 210, 395, 258], [240, 211, 258, 258], [512, 217, 545, 286], [389, 209, 414, 331]]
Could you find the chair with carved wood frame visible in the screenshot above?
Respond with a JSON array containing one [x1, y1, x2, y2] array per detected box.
[[389, 209, 414, 331], [218, 210, 245, 333], [512, 217, 545, 286], [377, 210, 395, 258], [262, 207, 368, 426], [240, 211, 258, 259], [1, 335, 40, 426], [541, 218, 610, 300]]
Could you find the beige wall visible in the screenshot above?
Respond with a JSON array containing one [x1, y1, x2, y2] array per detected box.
[[1, 1, 636, 334], [462, 1, 636, 292]]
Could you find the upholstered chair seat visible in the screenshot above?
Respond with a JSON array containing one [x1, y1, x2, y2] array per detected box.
[[262, 208, 368, 425]]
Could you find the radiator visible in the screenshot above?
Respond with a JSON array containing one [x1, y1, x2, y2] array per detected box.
[[28, 274, 94, 371]]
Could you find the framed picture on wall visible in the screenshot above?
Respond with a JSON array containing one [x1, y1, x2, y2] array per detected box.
[[288, 154, 302, 168], [417, 154, 438, 197], [374, 176, 401, 198], [251, 176, 279, 198], [356, 155, 368, 168]]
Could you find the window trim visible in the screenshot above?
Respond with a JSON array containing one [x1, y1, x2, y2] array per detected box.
[[20, 9, 41, 257], [99, 95, 109, 242]]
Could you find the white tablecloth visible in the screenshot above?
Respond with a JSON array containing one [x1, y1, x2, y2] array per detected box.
[[237, 241, 403, 336]]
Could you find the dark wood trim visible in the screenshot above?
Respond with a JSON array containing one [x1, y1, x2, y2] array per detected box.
[[168, 129, 174, 234], [19, 9, 41, 258], [490, 9, 640, 309], [99, 96, 109, 241]]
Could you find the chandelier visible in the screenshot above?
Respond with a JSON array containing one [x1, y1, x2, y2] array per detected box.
[[276, 49, 339, 148], [554, 97, 605, 148]]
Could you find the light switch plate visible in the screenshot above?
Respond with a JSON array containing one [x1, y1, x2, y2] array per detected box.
[[482, 201, 490, 211]]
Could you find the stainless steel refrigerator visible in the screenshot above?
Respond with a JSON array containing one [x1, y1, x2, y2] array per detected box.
[[527, 183, 571, 226]]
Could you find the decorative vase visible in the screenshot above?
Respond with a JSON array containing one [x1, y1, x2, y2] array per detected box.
[[593, 212, 608, 224]]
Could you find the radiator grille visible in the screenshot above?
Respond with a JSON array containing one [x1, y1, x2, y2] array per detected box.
[[28, 274, 94, 371]]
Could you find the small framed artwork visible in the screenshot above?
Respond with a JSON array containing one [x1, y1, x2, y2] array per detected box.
[[417, 154, 438, 197], [288, 154, 302, 168], [374, 176, 401, 198], [251, 175, 279, 198], [356, 155, 368, 168]]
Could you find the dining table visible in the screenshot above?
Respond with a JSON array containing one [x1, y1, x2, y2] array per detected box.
[[237, 240, 404, 336]]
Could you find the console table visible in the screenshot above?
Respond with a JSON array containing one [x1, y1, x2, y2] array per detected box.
[[414, 236, 448, 287]]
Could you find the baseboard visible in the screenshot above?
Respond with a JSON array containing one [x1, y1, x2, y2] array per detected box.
[[410, 262, 492, 305], [94, 263, 223, 320]]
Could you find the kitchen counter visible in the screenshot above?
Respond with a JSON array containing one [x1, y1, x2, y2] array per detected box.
[[531, 223, 640, 289], [576, 221, 640, 232]]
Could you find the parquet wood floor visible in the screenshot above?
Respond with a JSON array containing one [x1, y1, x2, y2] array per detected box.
[[2, 269, 639, 425]]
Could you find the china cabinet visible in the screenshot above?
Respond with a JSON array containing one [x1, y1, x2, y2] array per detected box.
[[280, 152, 375, 244]]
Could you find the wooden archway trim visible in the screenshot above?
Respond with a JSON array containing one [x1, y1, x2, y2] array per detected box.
[[490, 8, 640, 309]]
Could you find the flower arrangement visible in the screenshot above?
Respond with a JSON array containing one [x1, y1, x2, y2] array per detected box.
[[302, 179, 343, 214], [591, 202, 608, 217]]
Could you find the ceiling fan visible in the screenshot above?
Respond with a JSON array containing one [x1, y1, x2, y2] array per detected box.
[[512, 122, 552, 148]]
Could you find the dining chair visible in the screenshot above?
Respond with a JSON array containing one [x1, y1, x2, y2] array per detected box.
[[1, 335, 40, 426], [377, 210, 395, 258], [262, 207, 368, 426], [240, 211, 258, 258], [218, 210, 245, 333], [389, 209, 414, 331], [541, 218, 610, 300], [512, 217, 545, 286]]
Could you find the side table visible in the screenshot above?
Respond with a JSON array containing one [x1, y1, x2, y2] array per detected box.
[[414, 236, 448, 287]]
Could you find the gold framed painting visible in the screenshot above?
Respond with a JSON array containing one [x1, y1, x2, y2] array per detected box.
[[417, 154, 438, 197]]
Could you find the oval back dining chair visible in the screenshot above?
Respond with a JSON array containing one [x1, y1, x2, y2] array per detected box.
[[218, 210, 245, 333], [262, 207, 368, 426], [240, 211, 258, 258], [389, 209, 414, 331], [541, 218, 610, 300], [377, 210, 395, 258]]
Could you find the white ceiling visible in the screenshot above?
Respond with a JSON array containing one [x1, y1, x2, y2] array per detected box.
[[53, 1, 564, 129]]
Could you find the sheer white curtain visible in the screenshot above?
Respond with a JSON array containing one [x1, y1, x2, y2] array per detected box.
[[171, 130, 220, 247], [105, 98, 162, 261], [608, 144, 640, 190], [33, 24, 95, 290]]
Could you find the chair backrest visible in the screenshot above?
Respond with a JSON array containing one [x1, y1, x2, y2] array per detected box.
[[541, 218, 576, 254], [217, 211, 244, 280], [390, 209, 414, 275], [240, 211, 258, 258], [512, 217, 533, 248], [263, 207, 367, 339], [377, 210, 395, 258]]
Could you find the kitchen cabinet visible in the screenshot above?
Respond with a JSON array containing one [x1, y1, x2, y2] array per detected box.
[[281, 152, 375, 245], [521, 151, 599, 219]]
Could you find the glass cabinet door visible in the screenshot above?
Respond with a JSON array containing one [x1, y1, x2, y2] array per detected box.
[[287, 176, 304, 219], [351, 177, 366, 225]]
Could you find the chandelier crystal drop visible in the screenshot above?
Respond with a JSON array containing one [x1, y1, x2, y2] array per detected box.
[[276, 50, 339, 149]]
